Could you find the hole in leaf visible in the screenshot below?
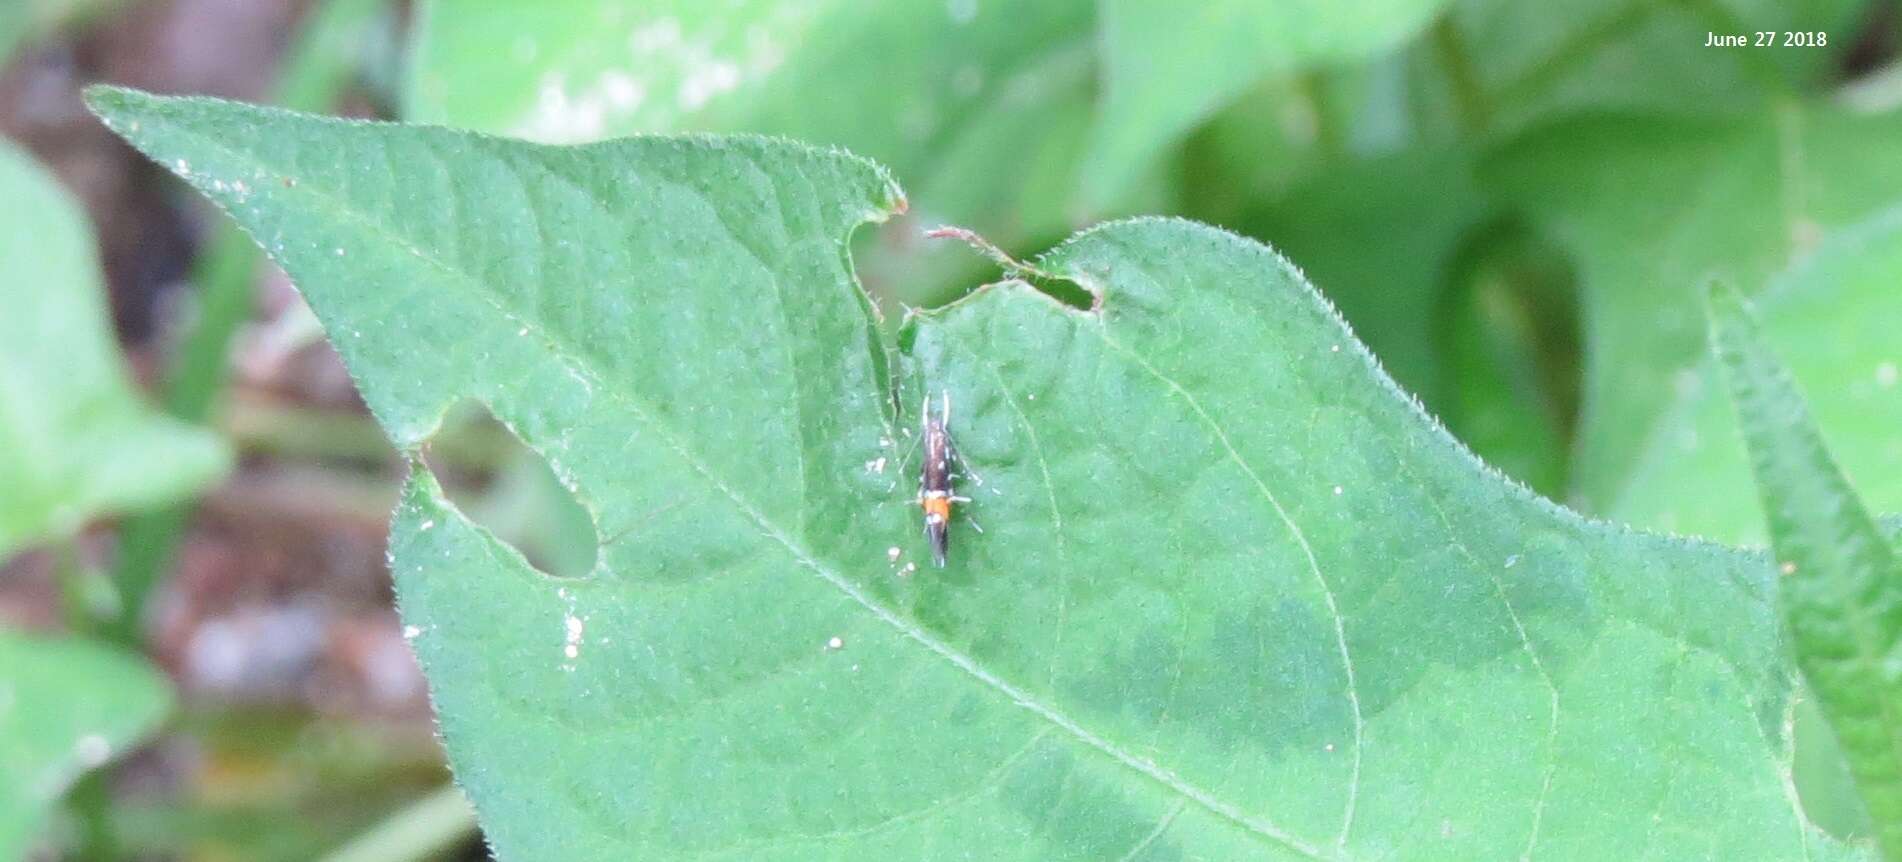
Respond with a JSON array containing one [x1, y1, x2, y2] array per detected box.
[[850, 213, 1096, 314], [1435, 219, 1583, 497], [852, 210, 999, 311], [423, 401, 597, 579]]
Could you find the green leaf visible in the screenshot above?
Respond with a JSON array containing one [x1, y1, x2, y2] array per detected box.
[[0, 631, 173, 859], [1612, 208, 1902, 544], [1084, 0, 1449, 205], [0, 139, 229, 559], [93, 87, 1865, 859], [1707, 281, 1902, 857], [1483, 106, 1902, 512]]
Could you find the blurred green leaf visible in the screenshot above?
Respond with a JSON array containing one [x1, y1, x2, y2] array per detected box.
[[0, 140, 228, 559], [91, 88, 1873, 859], [0, 631, 172, 859], [1797, 688, 1879, 843], [405, 0, 1474, 308], [1613, 209, 1902, 543], [406, 0, 1107, 307], [274, 0, 395, 114], [1435, 225, 1581, 497], [0, 0, 122, 69], [1483, 105, 1902, 513], [1708, 281, 1902, 857], [1225, 153, 1585, 495], [1409, 0, 1866, 139], [1084, 0, 1449, 205], [1237, 151, 1490, 410]]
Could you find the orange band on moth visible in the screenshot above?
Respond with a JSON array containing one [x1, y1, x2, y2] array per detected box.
[[922, 496, 952, 520]]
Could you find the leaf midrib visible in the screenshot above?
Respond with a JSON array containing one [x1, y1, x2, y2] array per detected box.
[[157, 116, 1335, 859]]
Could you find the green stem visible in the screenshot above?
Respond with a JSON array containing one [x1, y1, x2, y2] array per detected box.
[[1428, 14, 1490, 137], [106, 0, 390, 641], [1296, 70, 1344, 157], [318, 783, 478, 862], [103, 508, 189, 644], [66, 769, 119, 862], [54, 540, 117, 636], [105, 230, 256, 644]]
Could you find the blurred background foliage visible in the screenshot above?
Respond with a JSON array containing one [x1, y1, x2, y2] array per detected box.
[[2, 0, 1901, 858]]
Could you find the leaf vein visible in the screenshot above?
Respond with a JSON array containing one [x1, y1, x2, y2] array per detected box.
[[1089, 320, 1364, 849], [205, 136, 1332, 860]]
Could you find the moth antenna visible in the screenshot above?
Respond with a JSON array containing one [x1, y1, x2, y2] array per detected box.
[[941, 388, 952, 428]]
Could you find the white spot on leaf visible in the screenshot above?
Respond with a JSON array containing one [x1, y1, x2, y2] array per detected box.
[[563, 613, 585, 662]]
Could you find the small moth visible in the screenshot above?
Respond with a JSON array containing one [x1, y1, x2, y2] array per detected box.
[[918, 390, 969, 567]]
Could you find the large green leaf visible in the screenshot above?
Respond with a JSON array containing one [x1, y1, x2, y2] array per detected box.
[[1613, 209, 1902, 544], [0, 631, 173, 859], [1483, 106, 1902, 513], [0, 139, 228, 558], [94, 88, 1864, 860], [1708, 282, 1902, 856], [1083, 0, 1449, 206]]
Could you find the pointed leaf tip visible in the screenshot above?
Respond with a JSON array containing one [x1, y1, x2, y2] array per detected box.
[[1707, 276, 1902, 857]]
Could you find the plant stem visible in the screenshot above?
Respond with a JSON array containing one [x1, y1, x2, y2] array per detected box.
[[106, 0, 390, 641], [1428, 14, 1490, 137], [1296, 70, 1344, 157], [105, 230, 255, 645], [53, 539, 117, 636], [66, 769, 119, 862], [318, 783, 479, 862]]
